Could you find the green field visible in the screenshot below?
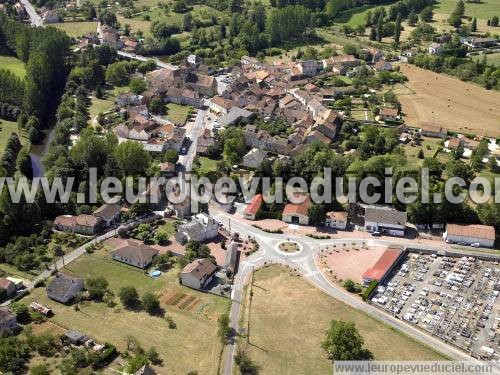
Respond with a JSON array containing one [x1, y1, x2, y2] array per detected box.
[[334, 5, 378, 28], [21, 246, 230, 374], [472, 53, 500, 67], [403, 137, 444, 165], [53, 22, 98, 38], [0, 55, 26, 78], [240, 266, 446, 374], [0, 119, 27, 155], [434, 0, 500, 20]]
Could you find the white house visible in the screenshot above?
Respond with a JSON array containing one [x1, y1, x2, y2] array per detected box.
[[325, 211, 348, 230], [364, 206, 407, 236], [444, 224, 495, 248], [428, 43, 443, 55], [181, 258, 217, 290], [297, 60, 319, 76], [175, 213, 219, 243]]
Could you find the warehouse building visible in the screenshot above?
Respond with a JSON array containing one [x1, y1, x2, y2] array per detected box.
[[444, 224, 496, 248]]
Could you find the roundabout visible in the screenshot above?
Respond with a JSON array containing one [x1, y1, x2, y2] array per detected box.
[[275, 240, 303, 255]]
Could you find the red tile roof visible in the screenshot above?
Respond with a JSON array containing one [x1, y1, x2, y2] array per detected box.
[[283, 196, 311, 217], [446, 224, 495, 240], [362, 249, 402, 282], [245, 194, 263, 216]]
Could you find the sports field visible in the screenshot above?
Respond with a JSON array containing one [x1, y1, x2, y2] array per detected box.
[[396, 64, 500, 137]]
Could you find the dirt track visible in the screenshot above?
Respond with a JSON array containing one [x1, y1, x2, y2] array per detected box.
[[397, 64, 500, 137]]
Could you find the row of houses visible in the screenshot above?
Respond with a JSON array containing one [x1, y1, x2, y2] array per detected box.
[[54, 200, 121, 235]]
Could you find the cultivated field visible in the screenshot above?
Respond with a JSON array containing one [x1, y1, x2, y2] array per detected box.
[[241, 266, 446, 374], [396, 64, 500, 137], [21, 247, 230, 374]]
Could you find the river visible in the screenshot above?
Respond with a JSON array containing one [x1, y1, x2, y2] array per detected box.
[[29, 126, 55, 177]]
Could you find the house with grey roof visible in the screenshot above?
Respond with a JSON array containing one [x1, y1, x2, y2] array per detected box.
[[47, 273, 84, 304], [181, 258, 217, 290], [242, 148, 267, 169], [363, 206, 407, 237], [111, 240, 159, 269]]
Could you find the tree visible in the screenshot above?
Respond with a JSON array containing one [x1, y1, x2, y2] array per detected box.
[[142, 292, 161, 315], [105, 62, 129, 86], [155, 230, 170, 244], [394, 13, 401, 44], [322, 320, 373, 360], [376, 13, 383, 42], [183, 12, 193, 31], [95, 85, 104, 99], [0, 336, 31, 373], [449, 0, 464, 27], [419, 6, 433, 22], [148, 97, 164, 115], [86, 276, 109, 301], [129, 77, 147, 94], [153, 252, 173, 270], [114, 141, 151, 175], [417, 149, 424, 159], [10, 302, 30, 323], [234, 350, 258, 375], [308, 204, 326, 225], [16, 147, 33, 179], [471, 17, 477, 32], [163, 149, 179, 163], [119, 286, 140, 309], [343, 279, 360, 293], [491, 16, 499, 27], [408, 10, 418, 26]]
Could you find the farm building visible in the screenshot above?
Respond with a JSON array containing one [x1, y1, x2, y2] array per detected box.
[[363, 206, 407, 237], [111, 241, 159, 269], [362, 248, 406, 285], [282, 195, 312, 225], [181, 258, 217, 290], [444, 224, 496, 248], [243, 194, 263, 220]]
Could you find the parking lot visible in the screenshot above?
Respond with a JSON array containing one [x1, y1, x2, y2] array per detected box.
[[371, 252, 500, 360]]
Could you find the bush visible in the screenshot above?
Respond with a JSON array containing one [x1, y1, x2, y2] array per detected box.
[[362, 280, 378, 301]]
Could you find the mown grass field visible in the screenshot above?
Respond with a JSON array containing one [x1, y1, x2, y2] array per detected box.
[[241, 266, 446, 374], [334, 5, 379, 28], [0, 55, 26, 78], [53, 22, 98, 38], [434, 0, 500, 20], [0, 119, 27, 155], [21, 246, 230, 374]]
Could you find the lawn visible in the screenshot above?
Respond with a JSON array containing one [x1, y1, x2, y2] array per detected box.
[[240, 266, 446, 374], [21, 246, 230, 374], [88, 86, 129, 123], [403, 137, 443, 166], [334, 5, 379, 28], [0, 119, 27, 154], [53, 22, 98, 38], [155, 218, 177, 239], [433, 0, 500, 20], [165, 103, 192, 125], [196, 156, 219, 174], [0, 55, 26, 78]]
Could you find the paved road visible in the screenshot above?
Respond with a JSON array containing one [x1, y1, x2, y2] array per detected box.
[[178, 109, 206, 174], [117, 51, 179, 70], [27, 228, 119, 290], [213, 211, 488, 374], [19, 0, 43, 26]]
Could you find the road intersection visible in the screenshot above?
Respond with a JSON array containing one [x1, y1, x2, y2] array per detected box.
[[212, 211, 484, 374]]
